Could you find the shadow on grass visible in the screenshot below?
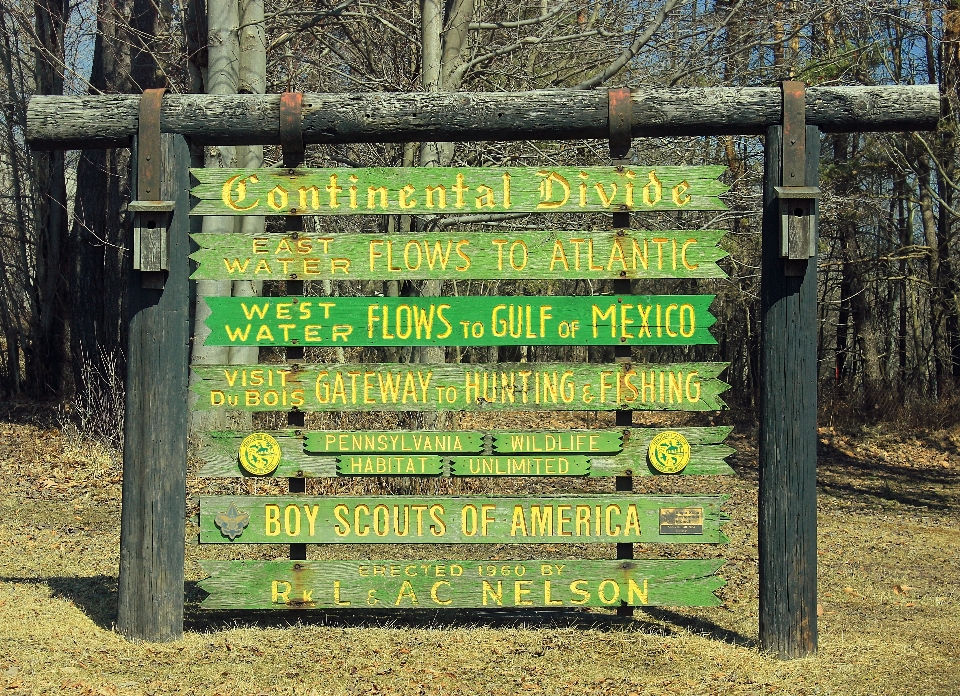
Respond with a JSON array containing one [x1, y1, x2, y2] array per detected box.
[[3, 574, 754, 645], [816, 441, 959, 510]]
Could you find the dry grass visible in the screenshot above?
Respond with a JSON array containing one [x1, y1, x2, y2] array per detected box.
[[0, 411, 958, 695]]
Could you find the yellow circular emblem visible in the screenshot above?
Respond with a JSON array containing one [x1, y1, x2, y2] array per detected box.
[[647, 431, 691, 474], [238, 432, 282, 475]]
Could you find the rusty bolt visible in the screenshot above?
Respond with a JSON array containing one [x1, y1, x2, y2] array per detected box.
[[618, 204, 629, 211], [291, 298, 298, 304]]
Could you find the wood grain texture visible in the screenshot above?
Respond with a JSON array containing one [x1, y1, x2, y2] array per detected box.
[[196, 426, 733, 478], [758, 125, 819, 658], [197, 558, 726, 609], [190, 361, 730, 412], [202, 295, 717, 347], [28, 86, 939, 150], [198, 494, 729, 544], [190, 166, 727, 216], [189, 230, 729, 281], [117, 134, 192, 642]]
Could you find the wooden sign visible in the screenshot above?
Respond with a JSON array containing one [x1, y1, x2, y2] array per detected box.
[[306, 430, 484, 453], [189, 166, 728, 216], [198, 559, 726, 609], [491, 430, 623, 453], [449, 456, 591, 476], [199, 495, 729, 544], [189, 230, 729, 281], [196, 427, 734, 478], [202, 295, 717, 347], [337, 456, 444, 475], [191, 361, 730, 412]]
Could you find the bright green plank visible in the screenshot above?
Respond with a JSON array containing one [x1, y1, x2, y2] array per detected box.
[[190, 361, 730, 412], [305, 430, 484, 454], [190, 166, 728, 216], [492, 430, 623, 453], [336, 455, 444, 475], [189, 230, 729, 281], [199, 494, 728, 544], [449, 456, 591, 476], [202, 295, 717, 347], [198, 559, 726, 609]]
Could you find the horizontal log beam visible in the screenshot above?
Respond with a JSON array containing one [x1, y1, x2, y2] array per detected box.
[[28, 86, 940, 150]]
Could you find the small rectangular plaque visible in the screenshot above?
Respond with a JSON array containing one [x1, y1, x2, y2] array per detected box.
[[659, 507, 704, 535]]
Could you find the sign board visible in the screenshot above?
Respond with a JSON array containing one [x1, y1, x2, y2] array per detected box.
[[195, 427, 735, 478], [202, 295, 717, 347], [191, 361, 730, 412], [190, 166, 728, 216], [198, 559, 726, 609], [189, 230, 729, 281], [199, 495, 729, 544]]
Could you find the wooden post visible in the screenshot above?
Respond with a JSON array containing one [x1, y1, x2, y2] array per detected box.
[[280, 92, 307, 562], [117, 131, 193, 641], [609, 88, 634, 618], [758, 87, 819, 657]]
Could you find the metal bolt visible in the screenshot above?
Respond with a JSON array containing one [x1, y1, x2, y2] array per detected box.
[[296, 470, 304, 477], [293, 563, 302, 570], [290, 273, 298, 279], [620, 270, 627, 277]]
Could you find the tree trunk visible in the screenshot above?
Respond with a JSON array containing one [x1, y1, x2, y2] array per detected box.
[[69, 0, 137, 402], [29, 0, 69, 397], [189, 0, 240, 430]]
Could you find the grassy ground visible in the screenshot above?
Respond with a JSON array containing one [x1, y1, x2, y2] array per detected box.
[[0, 408, 957, 695]]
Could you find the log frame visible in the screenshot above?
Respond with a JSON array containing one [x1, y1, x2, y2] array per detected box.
[[27, 85, 940, 150]]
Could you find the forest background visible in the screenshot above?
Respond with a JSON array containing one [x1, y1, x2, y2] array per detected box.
[[1, 0, 958, 435]]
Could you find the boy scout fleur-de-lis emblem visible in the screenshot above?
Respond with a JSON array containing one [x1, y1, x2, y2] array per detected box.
[[214, 503, 249, 540]]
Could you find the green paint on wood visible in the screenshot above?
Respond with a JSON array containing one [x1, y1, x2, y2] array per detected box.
[[305, 430, 484, 454], [189, 230, 729, 281], [189, 166, 728, 216], [492, 430, 623, 453], [199, 494, 728, 544], [201, 295, 717, 347], [589, 426, 735, 477], [190, 361, 730, 412], [336, 455, 444, 475], [195, 427, 734, 478], [198, 559, 726, 610], [449, 456, 591, 476]]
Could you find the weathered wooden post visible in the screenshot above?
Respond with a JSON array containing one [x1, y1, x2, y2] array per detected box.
[[117, 90, 193, 641], [758, 82, 820, 658]]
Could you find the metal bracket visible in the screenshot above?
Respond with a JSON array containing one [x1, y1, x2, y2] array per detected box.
[[131, 88, 174, 288], [780, 81, 819, 275], [608, 87, 632, 230], [280, 92, 304, 168]]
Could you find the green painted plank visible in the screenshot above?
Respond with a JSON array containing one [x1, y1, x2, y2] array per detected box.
[[336, 455, 444, 475], [195, 426, 734, 478], [190, 166, 728, 216], [196, 431, 333, 478], [590, 426, 736, 477], [449, 456, 590, 476], [198, 559, 726, 609], [189, 230, 729, 281], [492, 430, 623, 453], [199, 494, 728, 544], [190, 361, 730, 412], [202, 295, 718, 348], [305, 430, 484, 454]]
